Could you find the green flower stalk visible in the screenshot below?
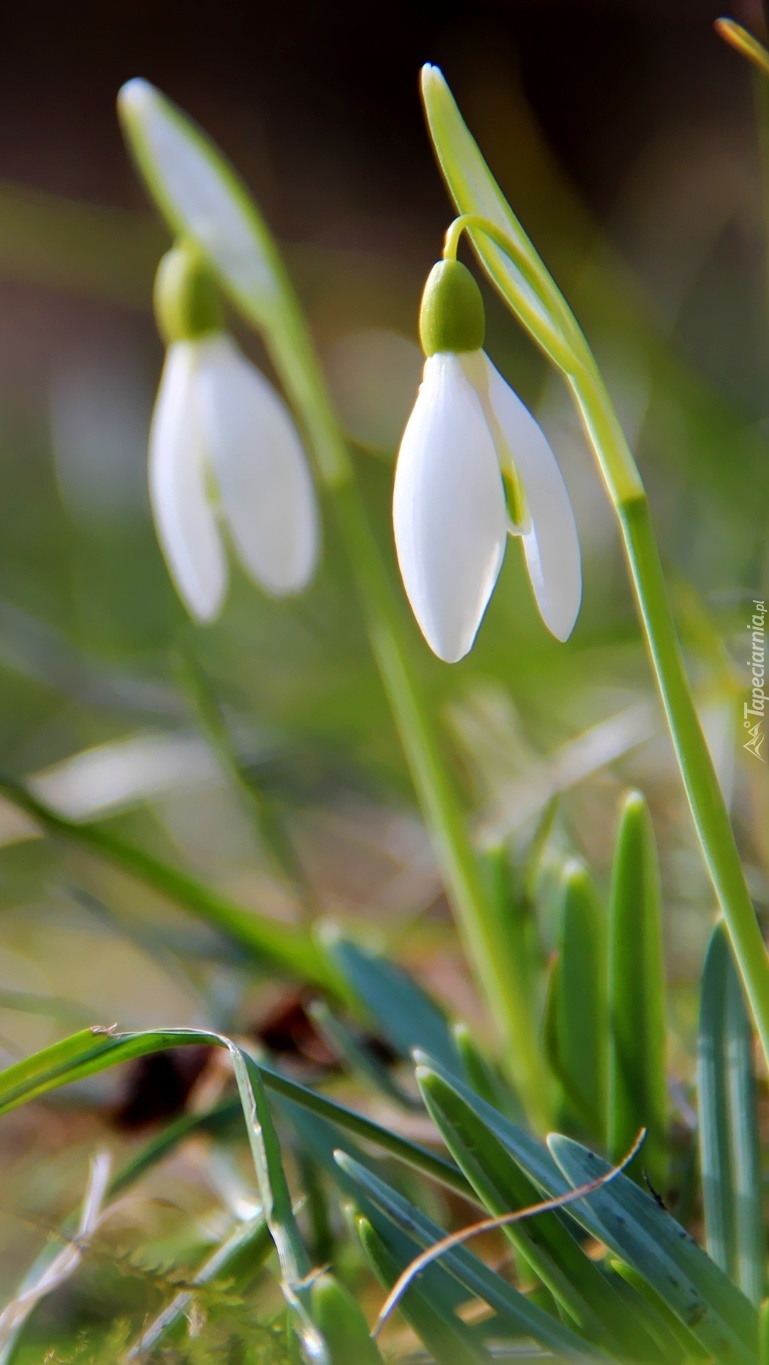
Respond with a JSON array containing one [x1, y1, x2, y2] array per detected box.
[[419, 64, 769, 1067], [117, 80, 550, 1125]]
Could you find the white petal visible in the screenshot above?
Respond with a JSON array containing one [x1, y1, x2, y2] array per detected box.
[[195, 335, 319, 595], [149, 342, 227, 622], [393, 352, 507, 663], [475, 353, 582, 641]]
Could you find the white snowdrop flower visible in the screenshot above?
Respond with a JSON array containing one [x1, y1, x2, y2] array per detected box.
[[149, 245, 319, 622], [393, 259, 581, 663]]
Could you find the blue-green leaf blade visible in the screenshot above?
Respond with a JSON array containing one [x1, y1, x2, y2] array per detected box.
[[548, 1133, 758, 1363], [551, 860, 608, 1139], [340, 1155, 598, 1360], [608, 792, 667, 1186], [323, 934, 459, 1071], [698, 921, 765, 1305], [356, 1216, 493, 1365]]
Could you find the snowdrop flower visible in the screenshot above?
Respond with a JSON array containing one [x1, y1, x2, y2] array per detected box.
[[393, 259, 581, 662], [150, 244, 319, 621]]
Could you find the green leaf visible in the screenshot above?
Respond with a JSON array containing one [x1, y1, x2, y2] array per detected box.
[[698, 921, 765, 1306], [608, 791, 667, 1186], [0, 1026, 468, 1197], [548, 1134, 758, 1363], [421, 67, 550, 318], [309, 1275, 384, 1365], [307, 1000, 417, 1109], [413, 1054, 734, 1363], [356, 1216, 493, 1365], [337, 1153, 600, 1359], [416, 1063, 653, 1359], [761, 1299, 769, 1364], [452, 1020, 521, 1120], [0, 773, 336, 989], [322, 933, 459, 1071], [118, 79, 285, 331], [549, 859, 608, 1139]]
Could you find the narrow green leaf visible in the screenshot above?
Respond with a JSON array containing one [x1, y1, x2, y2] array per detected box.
[[452, 1020, 521, 1119], [322, 933, 459, 1071], [414, 1053, 737, 1363], [610, 1258, 710, 1361], [0, 773, 335, 989], [307, 999, 418, 1108], [760, 1299, 769, 1364], [548, 1134, 758, 1363], [550, 859, 608, 1139], [229, 1048, 309, 1283], [338, 1153, 601, 1360], [608, 791, 667, 1186], [0, 1026, 469, 1196], [416, 1064, 652, 1359], [309, 1274, 384, 1365], [698, 921, 765, 1305], [356, 1216, 492, 1365], [118, 79, 284, 330]]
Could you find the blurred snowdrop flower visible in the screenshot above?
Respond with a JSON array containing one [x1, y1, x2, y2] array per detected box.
[[393, 260, 581, 662], [150, 244, 319, 622]]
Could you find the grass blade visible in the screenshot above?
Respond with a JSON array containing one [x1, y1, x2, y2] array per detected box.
[[0, 774, 335, 988], [416, 1062, 656, 1359], [356, 1216, 492, 1365], [0, 1026, 470, 1196], [309, 1274, 384, 1365], [548, 1134, 758, 1363], [414, 1053, 733, 1363], [337, 1152, 601, 1359], [322, 933, 459, 1071], [698, 921, 765, 1305], [549, 859, 608, 1139], [608, 791, 667, 1186]]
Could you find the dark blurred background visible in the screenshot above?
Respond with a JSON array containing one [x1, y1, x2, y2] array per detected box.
[[0, 0, 756, 217]]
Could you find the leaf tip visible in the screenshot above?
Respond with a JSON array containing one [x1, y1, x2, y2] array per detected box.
[[117, 77, 155, 123]]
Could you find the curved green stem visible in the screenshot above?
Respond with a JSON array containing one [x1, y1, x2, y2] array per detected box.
[[263, 276, 550, 1125], [443, 213, 579, 370], [570, 357, 769, 1065], [444, 211, 769, 1065]]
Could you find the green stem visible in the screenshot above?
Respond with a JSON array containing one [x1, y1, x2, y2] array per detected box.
[[444, 208, 769, 1063], [0, 773, 336, 991], [443, 213, 579, 369], [259, 265, 549, 1124], [570, 358, 769, 1067]]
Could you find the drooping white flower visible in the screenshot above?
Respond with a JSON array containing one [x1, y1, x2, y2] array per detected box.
[[149, 246, 319, 622], [393, 260, 581, 663]]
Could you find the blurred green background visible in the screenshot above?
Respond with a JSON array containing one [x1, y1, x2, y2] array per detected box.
[[0, 0, 766, 1351]]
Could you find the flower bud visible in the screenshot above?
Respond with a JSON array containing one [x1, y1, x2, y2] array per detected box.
[[153, 243, 223, 345], [418, 259, 485, 357]]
